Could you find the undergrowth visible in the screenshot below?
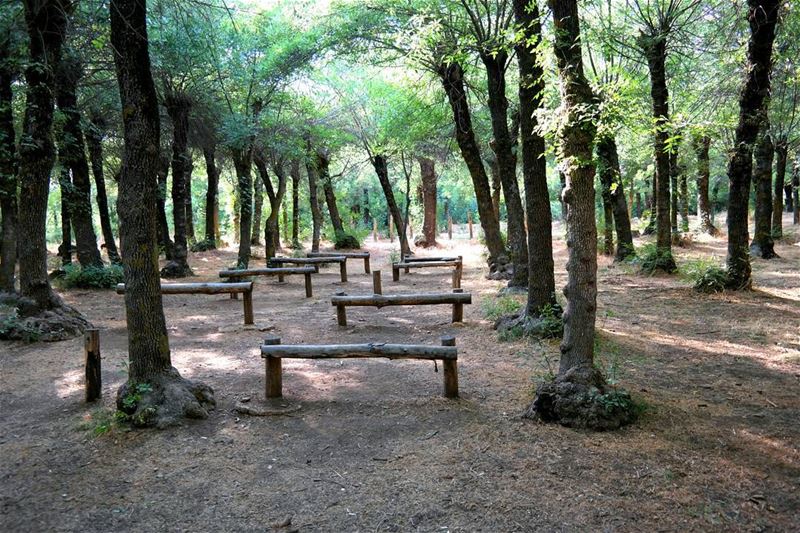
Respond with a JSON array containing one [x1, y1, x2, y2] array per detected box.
[[634, 243, 677, 274], [59, 264, 124, 289], [481, 295, 524, 321], [680, 257, 728, 293]]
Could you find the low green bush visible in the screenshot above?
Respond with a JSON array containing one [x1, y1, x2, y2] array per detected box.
[[634, 243, 677, 274], [680, 257, 728, 293], [481, 295, 524, 321], [60, 264, 125, 289], [190, 239, 217, 252], [334, 230, 363, 249]]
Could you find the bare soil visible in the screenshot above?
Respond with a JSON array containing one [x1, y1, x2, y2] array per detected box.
[[1, 215, 799, 532]]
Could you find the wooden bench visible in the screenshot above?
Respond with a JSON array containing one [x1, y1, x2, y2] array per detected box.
[[392, 255, 463, 288], [268, 256, 348, 282], [115, 281, 254, 325], [307, 250, 371, 273], [331, 286, 471, 326], [219, 266, 315, 297], [260, 335, 458, 399]]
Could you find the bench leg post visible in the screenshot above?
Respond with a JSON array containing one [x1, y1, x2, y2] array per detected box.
[[231, 292, 238, 300], [340, 261, 347, 283], [452, 303, 463, 323], [364, 256, 370, 274], [392, 266, 399, 282], [264, 336, 282, 398], [278, 273, 285, 283], [304, 273, 312, 298], [336, 304, 347, 326], [243, 290, 254, 325], [372, 270, 382, 295], [314, 264, 320, 273], [441, 335, 458, 398]]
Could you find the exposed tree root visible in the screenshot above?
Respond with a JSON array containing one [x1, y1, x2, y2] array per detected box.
[[0, 293, 91, 342], [749, 242, 778, 260], [494, 305, 563, 339], [160, 261, 194, 278], [486, 254, 513, 280], [117, 367, 215, 429], [524, 366, 637, 431]]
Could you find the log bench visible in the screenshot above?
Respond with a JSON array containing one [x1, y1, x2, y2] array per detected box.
[[268, 256, 348, 282], [307, 250, 371, 273], [219, 266, 315, 297], [392, 255, 463, 288], [115, 281, 254, 325], [260, 335, 458, 398], [331, 288, 471, 326]]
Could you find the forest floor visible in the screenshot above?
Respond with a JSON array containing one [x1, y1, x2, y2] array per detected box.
[[1, 213, 799, 532]]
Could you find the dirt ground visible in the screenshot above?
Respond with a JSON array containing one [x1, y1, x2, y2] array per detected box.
[[1, 213, 799, 532]]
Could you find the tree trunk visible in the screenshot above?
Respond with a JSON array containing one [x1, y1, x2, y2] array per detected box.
[[231, 148, 253, 268], [489, 156, 502, 219], [55, 49, 103, 269], [693, 135, 718, 235], [669, 148, 679, 236], [291, 159, 301, 248], [750, 125, 776, 258], [86, 112, 121, 263], [679, 168, 689, 232], [254, 154, 287, 260], [110, 0, 214, 427], [57, 170, 72, 266], [202, 145, 219, 247], [596, 136, 635, 261], [482, 52, 528, 287], [725, 0, 780, 289], [642, 172, 657, 235], [601, 194, 614, 255], [0, 34, 17, 292], [772, 141, 786, 237], [640, 32, 675, 270], [318, 150, 344, 236], [527, 0, 633, 430], [438, 59, 507, 274], [793, 158, 799, 224], [185, 156, 195, 245], [514, 0, 558, 321], [251, 177, 263, 245], [418, 157, 438, 247], [161, 92, 193, 277], [155, 154, 173, 258], [305, 143, 322, 252], [371, 154, 410, 257]]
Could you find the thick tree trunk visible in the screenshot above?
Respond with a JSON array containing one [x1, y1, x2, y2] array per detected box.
[[86, 112, 121, 263], [418, 157, 438, 247], [642, 172, 657, 235], [0, 35, 17, 292], [111, 0, 214, 427], [772, 141, 786, 237], [232, 148, 253, 268], [750, 125, 776, 258], [514, 0, 558, 322], [596, 136, 635, 260], [489, 156, 501, 219], [371, 154, 410, 257], [793, 159, 799, 224], [318, 150, 344, 236], [185, 157, 195, 245], [254, 154, 287, 260], [679, 169, 689, 232], [362, 186, 370, 226], [482, 52, 528, 287], [57, 170, 72, 266], [693, 135, 718, 236], [305, 144, 322, 252], [290, 159, 301, 248], [161, 92, 193, 277], [640, 33, 675, 270], [438, 60, 507, 274], [155, 155, 173, 258], [726, 0, 780, 289], [601, 194, 614, 255], [669, 148, 679, 236], [55, 49, 103, 269], [251, 177, 263, 245], [202, 145, 219, 247]]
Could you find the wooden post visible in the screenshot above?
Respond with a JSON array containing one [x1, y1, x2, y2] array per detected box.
[[441, 335, 458, 398], [373, 218, 378, 242], [243, 289, 254, 325], [448, 215, 453, 240], [304, 272, 313, 298], [392, 265, 400, 282], [468, 211, 473, 239], [452, 256, 463, 289], [452, 288, 464, 322], [277, 272, 285, 283], [336, 304, 347, 326], [339, 260, 348, 283], [231, 292, 238, 300], [372, 270, 382, 294], [84, 329, 101, 402], [264, 335, 282, 398], [364, 255, 371, 274]]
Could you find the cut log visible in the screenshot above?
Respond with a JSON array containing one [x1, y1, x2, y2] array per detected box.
[[268, 256, 347, 282], [308, 251, 370, 273], [219, 266, 315, 298], [373, 270, 382, 295], [84, 329, 101, 402], [441, 335, 458, 398], [331, 292, 471, 307], [261, 343, 457, 360]]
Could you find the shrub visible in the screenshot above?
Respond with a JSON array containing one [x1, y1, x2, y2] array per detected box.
[[334, 230, 362, 249], [680, 257, 728, 293], [191, 239, 216, 252], [0, 305, 40, 342], [481, 295, 524, 321], [536, 303, 564, 339], [634, 243, 677, 275], [60, 264, 125, 289]]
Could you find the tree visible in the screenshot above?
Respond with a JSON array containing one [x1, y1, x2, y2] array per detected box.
[[0, 15, 20, 293], [692, 134, 718, 235], [85, 111, 122, 264], [526, 0, 635, 430], [750, 116, 777, 258], [110, 0, 214, 428], [725, 0, 780, 289], [417, 156, 438, 247]]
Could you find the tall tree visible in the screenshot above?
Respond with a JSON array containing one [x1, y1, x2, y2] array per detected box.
[[110, 0, 214, 427], [526, 0, 634, 430], [0, 28, 19, 292], [86, 111, 121, 264], [202, 144, 220, 247], [750, 117, 777, 258], [290, 159, 301, 248], [692, 134, 717, 235], [417, 156, 438, 247], [725, 0, 780, 289]]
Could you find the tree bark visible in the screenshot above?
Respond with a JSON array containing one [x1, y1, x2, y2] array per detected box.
[[514, 0, 557, 318], [793, 158, 799, 224], [86, 112, 121, 263], [111, 0, 214, 427], [693, 135, 717, 235], [669, 147, 679, 236], [371, 154, 410, 257], [202, 144, 219, 246], [155, 154, 173, 258], [185, 156, 195, 245], [640, 32, 675, 270], [489, 156, 501, 220], [254, 154, 287, 260], [418, 157, 438, 247], [305, 141, 322, 252], [679, 167, 689, 232], [481, 51, 528, 287], [161, 92, 193, 277], [362, 186, 370, 226], [290, 159, 301, 248], [725, 0, 780, 289], [596, 136, 635, 261], [0, 34, 17, 292], [251, 177, 263, 245], [57, 169, 72, 266], [318, 150, 344, 236], [231, 147, 253, 268], [750, 124, 776, 258], [438, 59, 507, 274], [55, 49, 103, 269], [772, 140, 786, 237]]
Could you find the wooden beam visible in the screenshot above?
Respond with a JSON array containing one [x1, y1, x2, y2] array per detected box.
[[393, 260, 461, 268], [116, 281, 253, 295], [84, 329, 101, 402], [441, 335, 458, 398], [219, 266, 315, 278], [331, 292, 471, 307], [307, 251, 369, 259], [261, 343, 458, 360]]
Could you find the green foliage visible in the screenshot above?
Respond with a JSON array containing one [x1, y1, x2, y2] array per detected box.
[[498, 324, 524, 342], [190, 239, 217, 252], [333, 230, 362, 249], [680, 257, 729, 293], [481, 295, 523, 321], [60, 264, 124, 289], [77, 408, 129, 437], [0, 306, 40, 343], [120, 382, 154, 414], [634, 243, 677, 275], [535, 304, 564, 339]]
